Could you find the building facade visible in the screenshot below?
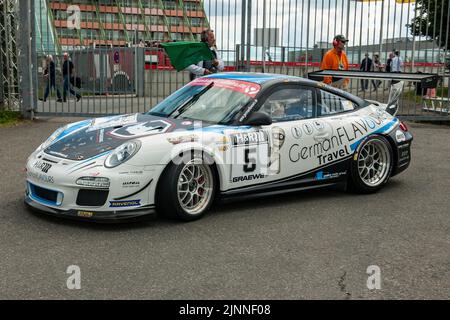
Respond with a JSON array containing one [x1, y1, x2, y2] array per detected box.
[[36, 0, 210, 53]]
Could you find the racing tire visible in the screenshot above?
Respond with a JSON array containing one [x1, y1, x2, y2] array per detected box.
[[348, 135, 393, 194], [156, 151, 216, 221]]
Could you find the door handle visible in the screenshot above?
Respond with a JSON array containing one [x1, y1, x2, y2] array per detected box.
[[313, 132, 330, 141]]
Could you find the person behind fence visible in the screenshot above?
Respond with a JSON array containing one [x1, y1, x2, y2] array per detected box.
[[186, 29, 224, 80], [384, 52, 394, 90], [62, 52, 81, 102], [359, 53, 373, 91], [320, 34, 349, 90], [42, 55, 62, 103], [372, 53, 382, 90], [391, 50, 403, 73], [391, 50, 403, 85]]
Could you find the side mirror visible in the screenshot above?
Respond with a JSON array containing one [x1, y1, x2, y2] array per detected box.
[[244, 111, 272, 126]]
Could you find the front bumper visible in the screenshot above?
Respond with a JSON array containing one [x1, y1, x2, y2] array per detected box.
[[24, 194, 156, 222]]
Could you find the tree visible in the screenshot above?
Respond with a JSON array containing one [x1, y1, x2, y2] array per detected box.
[[407, 0, 449, 50]]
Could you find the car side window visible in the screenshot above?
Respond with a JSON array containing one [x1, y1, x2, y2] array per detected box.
[[318, 90, 356, 116], [260, 87, 315, 122]]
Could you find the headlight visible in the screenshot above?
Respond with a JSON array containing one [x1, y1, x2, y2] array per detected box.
[[104, 140, 141, 168], [37, 125, 68, 151]]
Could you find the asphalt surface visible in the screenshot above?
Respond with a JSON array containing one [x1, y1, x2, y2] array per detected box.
[[0, 117, 449, 299]]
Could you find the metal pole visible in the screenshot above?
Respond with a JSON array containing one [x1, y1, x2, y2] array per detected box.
[[305, 0, 311, 74], [262, 0, 266, 73], [246, 0, 252, 71], [0, 48, 4, 109], [378, 0, 385, 58], [240, 0, 246, 70], [18, 0, 34, 119], [31, 0, 37, 113], [446, 0, 450, 108]]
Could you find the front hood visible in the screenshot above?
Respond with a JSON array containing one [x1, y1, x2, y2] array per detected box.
[[44, 113, 206, 161]]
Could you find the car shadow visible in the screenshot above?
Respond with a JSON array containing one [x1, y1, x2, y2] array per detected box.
[[22, 179, 405, 230], [210, 178, 405, 217]]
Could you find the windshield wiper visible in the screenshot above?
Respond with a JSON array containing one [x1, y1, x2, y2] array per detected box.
[[170, 82, 214, 118]]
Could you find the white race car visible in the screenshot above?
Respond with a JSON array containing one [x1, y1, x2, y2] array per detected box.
[[25, 73, 412, 222]]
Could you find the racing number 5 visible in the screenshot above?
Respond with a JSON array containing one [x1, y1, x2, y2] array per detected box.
[[244, 147, 257, 172]]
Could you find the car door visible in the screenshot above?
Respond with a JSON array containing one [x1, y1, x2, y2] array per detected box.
[[225, 84, 320, 191], [308, 88, 361, 179]]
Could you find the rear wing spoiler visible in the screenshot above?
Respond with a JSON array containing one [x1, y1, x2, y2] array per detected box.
[[308, 70, 439, 89], [308, 70, 441, 116], [386, 81, 404, 116]]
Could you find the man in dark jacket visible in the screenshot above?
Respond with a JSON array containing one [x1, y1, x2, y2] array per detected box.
[[43, 55, 62, 102], [360, 53, 373, 91], [186, 29, 224, 80], [62, 52, 81, 102]]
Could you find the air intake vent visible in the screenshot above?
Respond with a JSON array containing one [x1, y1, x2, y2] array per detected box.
[[33, 185, 58, 203], [76, 189, 109, 207]]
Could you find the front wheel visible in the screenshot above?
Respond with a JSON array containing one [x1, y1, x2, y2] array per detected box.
[[348, 135, 393, 194], [157, 154, 216, 221]]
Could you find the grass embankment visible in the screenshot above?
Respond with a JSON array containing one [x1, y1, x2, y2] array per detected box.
[[0, 110, 23, 127]]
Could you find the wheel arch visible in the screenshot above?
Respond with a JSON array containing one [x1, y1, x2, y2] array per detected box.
[[154, 148, 224, 209]]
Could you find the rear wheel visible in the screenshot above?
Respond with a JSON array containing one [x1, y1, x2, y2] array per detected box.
[[157, 153, 215, 221], [349, 135, 393, 193]]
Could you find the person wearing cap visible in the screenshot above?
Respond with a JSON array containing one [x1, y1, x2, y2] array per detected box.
[[320, 35, 350, 89], [62, 52, 81, 102]]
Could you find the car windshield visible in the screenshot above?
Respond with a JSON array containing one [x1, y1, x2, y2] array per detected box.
[[147, 78, 260, 124]]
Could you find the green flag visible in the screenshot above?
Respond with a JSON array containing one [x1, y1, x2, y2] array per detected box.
[[161, 41, 214, 72]]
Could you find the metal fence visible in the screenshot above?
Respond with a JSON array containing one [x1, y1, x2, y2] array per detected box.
[[9, 0, 450, 120]]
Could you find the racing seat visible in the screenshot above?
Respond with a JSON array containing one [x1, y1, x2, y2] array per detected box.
[[285, 103, 309, 119]]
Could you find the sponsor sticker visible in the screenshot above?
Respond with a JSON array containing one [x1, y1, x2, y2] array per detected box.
[[48, 151, 69, 158], [302, 123, 314, 135], [109, 200, 141, 208], [231, 131, 269, 146], [33, 160, 52, 174], [167, 134, 199, 145], [232, 173, 267, 183], [27, 171, 55, 184], [315, 171, 346, 180], [313, 120, 325, 131], [77, 211, 94, 218], [291, 126, 303, 139], [122, 181, 141, 188], [109, 120, 172, 138], [118, 170, 144, 176], [395, 130, 406, 143], [87, 114, 138, 132], [189, 78, 261, 98]]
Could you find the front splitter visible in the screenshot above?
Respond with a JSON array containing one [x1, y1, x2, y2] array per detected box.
[[24, 195, 157, 223]]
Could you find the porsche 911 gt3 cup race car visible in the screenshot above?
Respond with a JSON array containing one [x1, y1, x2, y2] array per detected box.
[[25, 73, 413, 222]]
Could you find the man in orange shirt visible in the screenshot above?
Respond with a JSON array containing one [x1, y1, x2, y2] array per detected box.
[[321, 35, 350, 89]]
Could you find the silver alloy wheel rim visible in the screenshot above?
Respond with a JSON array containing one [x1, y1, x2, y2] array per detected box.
[[357, 139, 391, 187], [177, 159, 213, 215]]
